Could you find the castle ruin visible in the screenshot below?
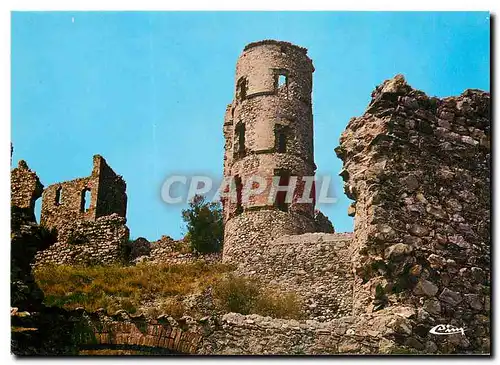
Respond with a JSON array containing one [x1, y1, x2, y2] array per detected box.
[[218, 40, 490, 353], [10, 39, 490, 355], [19, 155, 131, 266], [222, 40, 330, 259], [40, 154, 127, 233], [221, 40, 354, 320]]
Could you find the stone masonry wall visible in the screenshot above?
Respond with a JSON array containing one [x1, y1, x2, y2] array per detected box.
[[200, 307, 418, 355], [11, 160, 43, 220], [40, 155, 127, 235], [74, 307, 419, 355], [34, 214, 129, 267], [335, 75, 490, 353], [223, 209, 316, 264], [95, 157, 127, 218], [222, 40, 317, 265], [228, 230, 354, 321]]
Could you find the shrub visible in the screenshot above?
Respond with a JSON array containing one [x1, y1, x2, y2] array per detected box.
[[182, 195, 223, 253], [254, 290, 303, 319], [212, 274, 303, 319], [212, 274, 260, 314]]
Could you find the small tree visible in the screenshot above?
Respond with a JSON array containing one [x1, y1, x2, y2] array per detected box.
[[182, 195, 223, 253]]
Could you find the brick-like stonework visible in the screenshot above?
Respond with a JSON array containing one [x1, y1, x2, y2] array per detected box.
[[335, 75, 490, 353]]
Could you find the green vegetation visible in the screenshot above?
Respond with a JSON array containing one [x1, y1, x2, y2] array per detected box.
[[213, 274, 304, 319], [182, 195, 223, 253], [34, 262, 303, 320]]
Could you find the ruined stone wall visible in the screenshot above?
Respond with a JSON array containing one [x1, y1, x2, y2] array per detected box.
[[95, 157, 127, 218], [72, 308, 420, 355], [132, 236, 221, 265], [34, 155, 129, 267], [34, 214, 129, 266], [40, 155, 126, 234], [222, 40, 317, 265], [11, 160, 43, 220], [314, 210, 335, 233], [336, 75, 490, 353], [200, 308, 419, 355], [230, 232, 353, 321]]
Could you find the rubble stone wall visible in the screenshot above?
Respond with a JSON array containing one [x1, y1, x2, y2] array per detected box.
[[75, 308, 420, 355], [130, 236, 222, 265], [335, 75, 490, 353], [223, 209, 316, 264], [40, 155, 127, 234], [222, 41, 318, 267], [34, 214, 129, 267], [11, 160, 43, 220], [200, 308, 418, 355], [232, 232, 354, 321]]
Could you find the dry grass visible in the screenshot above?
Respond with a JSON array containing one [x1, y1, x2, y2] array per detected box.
[[34, 261, 233, 315], [213, 274, 304, 319], [34, 263, 303, 320]]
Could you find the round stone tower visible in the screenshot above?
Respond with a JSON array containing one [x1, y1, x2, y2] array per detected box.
[[222, 40, 317, 264]]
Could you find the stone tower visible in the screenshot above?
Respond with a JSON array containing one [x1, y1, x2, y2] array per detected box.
[[222, 40, 317, 264]]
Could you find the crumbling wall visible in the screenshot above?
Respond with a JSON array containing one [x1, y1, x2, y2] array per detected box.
[[11, 160, 43, 221], [132, 236, 221, 265], [95, 157, 127, 218], [36, 155, 129, 266], [314, 210, 335, 233], [200, 309, 417, 355], [34, 214, 129, 266], [336, 75, 490, 353], [40, 154, 127, 234]]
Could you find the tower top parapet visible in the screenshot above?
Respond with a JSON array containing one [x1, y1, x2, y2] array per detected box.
[[243, 39, 309, 54]]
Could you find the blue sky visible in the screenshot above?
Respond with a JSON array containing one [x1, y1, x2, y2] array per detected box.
[[11, 11, 490, 240]]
